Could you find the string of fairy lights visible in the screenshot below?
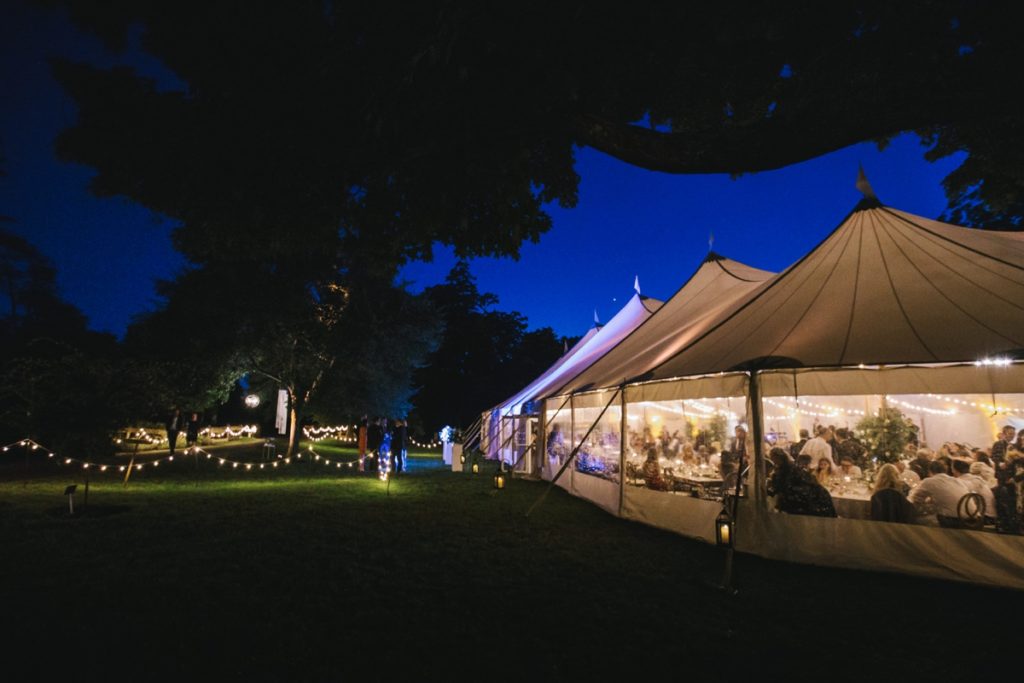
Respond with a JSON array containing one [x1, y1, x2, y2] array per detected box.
[[1, 438, 388, 478], [300, 424, 441, 448], [762, 393, 1015, 420], [200, 425, 259, 439], [115, 425, 260, 447]]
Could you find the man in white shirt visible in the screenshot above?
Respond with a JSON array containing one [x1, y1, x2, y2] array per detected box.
[[799, 425, 835, 469], [896, 460, 921, 488], [908, 460, 970, 522], [951, 458, 995, 519]]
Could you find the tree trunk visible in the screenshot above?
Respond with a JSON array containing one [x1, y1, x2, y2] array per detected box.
[[287, 404, 298, 457], [285, 388, 303, 458]]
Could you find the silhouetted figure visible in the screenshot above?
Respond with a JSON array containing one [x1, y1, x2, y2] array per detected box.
[[185, 412, 201, 448], [165, 408, 182, 455]]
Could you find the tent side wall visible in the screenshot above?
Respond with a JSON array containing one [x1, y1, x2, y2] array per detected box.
[[620, 373, 750, 541], [538, 363, 1024, 590], [736, 363, 1024, 590]]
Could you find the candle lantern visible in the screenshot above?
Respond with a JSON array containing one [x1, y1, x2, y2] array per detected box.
[[715, 507, 734, 548], [471, 461, 480, 474], [494, 470, 505, 489]]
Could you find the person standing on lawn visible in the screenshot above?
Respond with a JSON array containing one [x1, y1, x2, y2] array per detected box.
[[367, 417, 383, 472], [185, 412, 201, 449], [393, 418, 408, 474], [357, 414, 368, 472], [165, 408, 182, 455]]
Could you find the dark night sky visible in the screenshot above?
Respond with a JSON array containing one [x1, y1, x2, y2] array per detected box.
[[2, 1, 966, 339]]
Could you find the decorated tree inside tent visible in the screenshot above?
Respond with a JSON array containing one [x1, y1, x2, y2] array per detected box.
[[856, 405, 917, 464], [701, 414, 729, 450]]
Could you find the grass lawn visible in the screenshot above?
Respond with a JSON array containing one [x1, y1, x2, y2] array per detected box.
[[1, 440, 1020, 681]]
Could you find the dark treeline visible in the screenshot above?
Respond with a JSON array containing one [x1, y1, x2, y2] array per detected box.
[[0, 223, 565, 458], [6, 2, 1024, 456]]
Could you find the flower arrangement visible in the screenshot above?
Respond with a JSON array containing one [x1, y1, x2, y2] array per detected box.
[[855, 405, 917, 464], [439, 425, 455, 444]]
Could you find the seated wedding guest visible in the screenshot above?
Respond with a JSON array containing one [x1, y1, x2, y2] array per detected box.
[[908, 460, 970, 526], [697, 444, 709, 464], [895, 460, 921, 491], [800, 425, 835, 469], [707, 446, 721, 469], [766, 448, 787, 489], [871, 464, 917, 523], [681, 443, 697, 465], [767, 448, 836, 517], [721, 452, 750, 494], [667, 431, 681, 458], [909, 448, 934, 480], [970, 460, 997, 487], [814, 457, 835, 488], [973, 448, 994, 468], [952, 458, 995, 520], [795, 454, 812, 472], [837, 456, 862, 479], [721, 457, 739, 493], [642, 447, 669, 491]]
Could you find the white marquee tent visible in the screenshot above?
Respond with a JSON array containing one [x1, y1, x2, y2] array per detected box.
[[534, 183, 1024, 588], [480, 286, 662, 472]]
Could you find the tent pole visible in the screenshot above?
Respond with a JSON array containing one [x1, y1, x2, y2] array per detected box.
[[527, 388, 621, 517], [569, 394, 575, 492], [512, 413, 520, 466], [749, 370, 765, 509], [619, 386, 627, 517], [750, 370, 766, 511]]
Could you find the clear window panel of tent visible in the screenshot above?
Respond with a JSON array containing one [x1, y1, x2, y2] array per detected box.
[[624, 396, 746, 500], [572, 391, 621, 483], [762, 392, 1024, 532], [544, 400, 572, 477]]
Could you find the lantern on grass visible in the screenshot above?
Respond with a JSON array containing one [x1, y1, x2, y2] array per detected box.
[[715, 507, 734, 548], [459, 452, 466, 464], [494, 469, 505, 489], [471, 461, 480, 474]]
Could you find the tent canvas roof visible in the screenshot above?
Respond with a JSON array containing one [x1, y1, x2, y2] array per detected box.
[[546, 253, 774, 396], [643, 198, 1024, 382], [494, 291, 662, 415]]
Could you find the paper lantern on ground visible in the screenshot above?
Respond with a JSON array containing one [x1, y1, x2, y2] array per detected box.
[[715, 508, 734, 548], [471, 461, 479, 474], [494, 470, 505, 489]]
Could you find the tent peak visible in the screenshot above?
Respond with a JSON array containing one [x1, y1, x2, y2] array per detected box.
[[703, 250, 726, 263], [854, 165, 883, 209]]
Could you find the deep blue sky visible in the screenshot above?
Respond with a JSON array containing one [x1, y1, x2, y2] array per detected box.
[[2, 1, 966, 339]]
